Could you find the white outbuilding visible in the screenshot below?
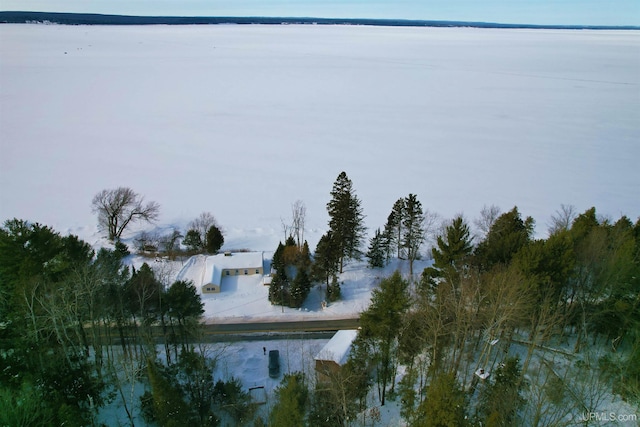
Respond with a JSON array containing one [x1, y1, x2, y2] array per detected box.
[[314, 329, 359, 382]]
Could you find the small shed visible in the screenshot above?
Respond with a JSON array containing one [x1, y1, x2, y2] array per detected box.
[[314, 329, 358, 382]]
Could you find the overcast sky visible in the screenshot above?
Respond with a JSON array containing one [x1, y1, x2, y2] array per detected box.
[[1, 0, 639, 26]]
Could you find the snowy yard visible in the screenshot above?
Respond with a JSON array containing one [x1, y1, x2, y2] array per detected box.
[[139, 253, 431, 322]]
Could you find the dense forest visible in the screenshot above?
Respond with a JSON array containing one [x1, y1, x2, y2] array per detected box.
[[0, 172, 638, 425], [355, 204, 640, 425]]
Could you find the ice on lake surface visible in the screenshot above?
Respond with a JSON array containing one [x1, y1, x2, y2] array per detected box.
[[0, 25, 638, 250]]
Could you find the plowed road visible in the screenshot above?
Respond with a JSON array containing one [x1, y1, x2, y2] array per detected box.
[[202, 318, 360, 335]]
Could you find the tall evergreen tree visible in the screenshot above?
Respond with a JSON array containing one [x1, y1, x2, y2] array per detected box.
[[183, 229, 203, 253], [360, 271, 410, 405], [146, 360, 194, 427], [402, 194, 425, 278], [383, 198, 406, 259], [429, 216, 474, 287], [272, 241, 286, 275], [176, 349, 219, 426], [269, 373, 309, 427], [474, 206, 534, 270], [290, 268, 312, 308], [205, 225, 224, 254], [414, 372, 466, 427], [327, 273, 341, 302], [477, 356, 525, 426], [367, 228, 386, 268], [298, 240, 312, 272], [312, 232, 339, 287], [165, 280, 204, 352], [269, 269, 289, 306], [326, 172, 366, 273]]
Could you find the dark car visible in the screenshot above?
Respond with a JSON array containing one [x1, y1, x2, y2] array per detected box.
[[268, 350, 280, 378]]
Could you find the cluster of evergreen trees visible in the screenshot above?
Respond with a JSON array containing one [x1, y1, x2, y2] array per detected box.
[[367, 193, 426, 276], [276, 172, 429, 307], [269, 237, 313, 308], [270, 171, 367, 307]]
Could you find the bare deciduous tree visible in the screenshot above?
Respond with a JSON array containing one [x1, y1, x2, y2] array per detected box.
[[158, 229, 183, 259], [291, 200, 306, 248], [188, 212, 219, 249], [474, 204, 501, 240], [421, 208, 441, 260], [92, 187, 160, 241], [547, 204, 576, 236]]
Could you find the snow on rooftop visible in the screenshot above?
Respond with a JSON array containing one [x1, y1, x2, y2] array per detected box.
[[207, 252, 264, 271], [315, 329, 358, 365], [202, 251, 264, 285]]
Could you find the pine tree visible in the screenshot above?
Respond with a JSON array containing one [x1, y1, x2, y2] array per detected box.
[[183, 229, 203, 253], [269, 270, 289, 306], [269, 373, 309, 427], [384, 198, 406, 259], [298, 241, 312, 272], [477, 356, 525, 426], [205, 225, 224, 254], [177, 349, 219, 425], [402, 194, 425, 278], [165, 280, 204, 351], [146, 360, 194, 427], [272, 242, 286, 274], [290, 268, 311, 308], [474, 206, 534, 270], [367, 228, 386, 268], [312, 232, 339, 287], [431, 216, 474, 287], [360, 271, 410, 405], [326, 172, 366, 273], [326, 274, 341, 302], [414, 372, 466, 427], [283, 235, 299, 267]]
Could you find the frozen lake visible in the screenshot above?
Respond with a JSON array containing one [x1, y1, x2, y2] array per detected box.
[[0, 24, 638, 249]]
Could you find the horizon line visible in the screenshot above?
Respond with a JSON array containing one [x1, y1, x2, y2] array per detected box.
[[1, 11, 639, 30]]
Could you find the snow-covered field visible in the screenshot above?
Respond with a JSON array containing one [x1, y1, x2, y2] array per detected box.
[[154, 253, 428, 322], [1, 24, 639, 252]]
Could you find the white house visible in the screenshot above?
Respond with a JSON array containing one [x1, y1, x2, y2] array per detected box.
[[201, 252, 265, 294]]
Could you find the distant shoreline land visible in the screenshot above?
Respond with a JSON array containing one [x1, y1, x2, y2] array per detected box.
[[1, 11, 639, 30]]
